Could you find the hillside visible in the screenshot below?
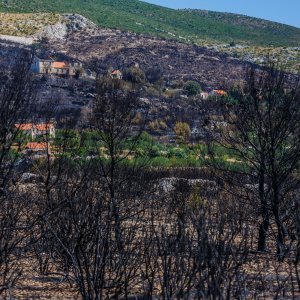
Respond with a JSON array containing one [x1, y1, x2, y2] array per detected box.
[[0, 0, 300, 47], [0, 12, 60, 36]]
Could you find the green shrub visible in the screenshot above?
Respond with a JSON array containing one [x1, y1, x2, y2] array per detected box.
[[184, 81, 201, 96], [173, 122, 191, 143]]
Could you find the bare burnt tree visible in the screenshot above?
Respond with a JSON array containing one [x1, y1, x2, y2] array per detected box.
[[141, 181, 200, 299], [206, 63, 300, 258], [90, 76, 147, 251], [28, 126, 75, 277], [33, 75, 152, 299], [39, 162, 152, 299], [140, 176, 252, 299], [0, 51, 35, 294]]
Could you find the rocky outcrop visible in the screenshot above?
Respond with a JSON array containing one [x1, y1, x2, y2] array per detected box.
[[35, 13, 97, 40], [37, 22, 68, 40], [64, 13, 97, 32]]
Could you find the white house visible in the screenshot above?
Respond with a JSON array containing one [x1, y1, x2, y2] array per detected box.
[[200, 92, 210, 100]]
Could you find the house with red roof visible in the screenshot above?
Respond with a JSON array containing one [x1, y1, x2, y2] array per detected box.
[[111, 70, 123, 80], [25, 142, 50, 155], [15, 123, 55, 139], [31, 56, 83, 77]]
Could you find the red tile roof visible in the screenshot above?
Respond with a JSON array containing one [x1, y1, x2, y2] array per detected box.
[[214, 90, 227, 96], [26, 142, 49, 150], [15, 123, 54, 131], [52, 62, 69, 69], [35, 124, 54, 131], [15, 123, 33, 131], [111, 70, 122, 75]]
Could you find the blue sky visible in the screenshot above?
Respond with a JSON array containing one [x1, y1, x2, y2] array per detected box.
[[142, 0, 300, 28]]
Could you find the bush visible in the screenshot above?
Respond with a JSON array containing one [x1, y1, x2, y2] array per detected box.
[[229, 40, 236, 47], [174, 122, 191, 143], [148, 119, 168, 132], [123, 67, 146, 84], [184, 80, 201, 96], [145, 66, 163, 83]]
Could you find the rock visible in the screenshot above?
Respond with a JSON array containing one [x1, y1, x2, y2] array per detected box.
[[36, 22, 68, 40], [20, 173, 43, 184], [14, 158, 33, 173], [35, 13, 97, 40], [64, 13, 97, 31], [156, 177, 217, 193]]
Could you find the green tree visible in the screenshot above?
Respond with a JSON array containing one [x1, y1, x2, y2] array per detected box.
[[184, 80, 201, 96]]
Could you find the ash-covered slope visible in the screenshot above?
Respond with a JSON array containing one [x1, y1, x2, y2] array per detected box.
[[47, 25, 252, 89]]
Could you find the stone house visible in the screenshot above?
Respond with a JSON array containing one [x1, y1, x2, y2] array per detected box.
[[31, 56, 83, 77]]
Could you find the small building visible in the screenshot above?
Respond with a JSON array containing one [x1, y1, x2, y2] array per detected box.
[[26, 142, 50, 155], [69, 62, 83, 76], [34, 123, 56, 138], [15, 123, 56, 139], [111, 70, 122, 80], [200, 92, 210, 100]]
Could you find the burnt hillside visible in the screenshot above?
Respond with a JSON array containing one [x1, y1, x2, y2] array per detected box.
[[48, 27, 252, 90]]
